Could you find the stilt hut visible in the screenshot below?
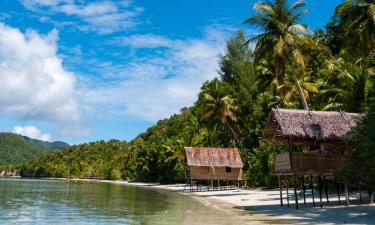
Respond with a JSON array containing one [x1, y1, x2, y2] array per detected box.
[[184, 147, 243, 190], [262, 108, 363, 208]]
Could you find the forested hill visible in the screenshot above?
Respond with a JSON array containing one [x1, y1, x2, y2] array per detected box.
[[21, 136, 69, 151], [0, 133, 69, 166]]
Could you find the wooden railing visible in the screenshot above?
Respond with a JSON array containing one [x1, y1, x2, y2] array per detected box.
[[275, 152, 345, 176]]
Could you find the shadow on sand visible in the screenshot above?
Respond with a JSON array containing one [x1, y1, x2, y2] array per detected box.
[[234, 199, 375, 225]]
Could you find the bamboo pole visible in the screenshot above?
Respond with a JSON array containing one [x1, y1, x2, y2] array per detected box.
[[337, 181, 341, 205], [302, 177, 306, 205], [369, 191, 373, 204], [286, 177, 290, 208], [294, 178, 299, 209], [344, 183, 350, 206], [311, 176, 315, 207], [324, 176, 329, 204], [278, 175, 283, 207], [319, 176, 323, 208]]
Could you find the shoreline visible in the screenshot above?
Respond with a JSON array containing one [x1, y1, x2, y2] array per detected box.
[[9, 177, 375, 225]]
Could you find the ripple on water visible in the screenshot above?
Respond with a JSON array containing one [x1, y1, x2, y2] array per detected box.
[[0, 178, 248, 225]]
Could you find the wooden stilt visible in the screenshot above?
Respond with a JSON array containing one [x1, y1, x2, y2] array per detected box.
[[344, 183, 350, 206], [369, 191, 373, 204], [337, 181, 341, 205], [217, 180, 221, 190], [286, 177, 290, 208], [302, 177, 306, 205], [211, 180, 214, 191], [359, 183, 363, 204], [311, 176, 315, 207], [294, 178, 299, 209], [278, 176, 283, 207], [324, 176, 329, 204], [318, 176, 323, 208]]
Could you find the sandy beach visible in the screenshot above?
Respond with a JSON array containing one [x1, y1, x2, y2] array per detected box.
[[61, 178, 375, 225]]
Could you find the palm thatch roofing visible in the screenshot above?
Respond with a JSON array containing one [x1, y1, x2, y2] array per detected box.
[[184, 147, 243, 168], [262, 108, 363, 144]]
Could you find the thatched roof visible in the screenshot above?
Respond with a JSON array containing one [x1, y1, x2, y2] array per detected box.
[[262, 108, 363, 144], [184, 147, 243, 168]]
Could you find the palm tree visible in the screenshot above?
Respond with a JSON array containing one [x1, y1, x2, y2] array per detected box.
[[280, 67, 320, 107], [245, 0, 315, 109], [320, 56, 374, 112], [197, 79, 240, 146], [333, 0, 375, 59]]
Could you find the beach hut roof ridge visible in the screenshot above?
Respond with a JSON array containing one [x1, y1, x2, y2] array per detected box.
[[262, 108, 364, 143], [184, 147, 243, 168]]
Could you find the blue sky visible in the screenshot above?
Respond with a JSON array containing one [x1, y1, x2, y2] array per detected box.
[[0, 0, 343, 144]]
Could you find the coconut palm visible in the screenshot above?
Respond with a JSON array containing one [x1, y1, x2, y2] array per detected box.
[[197, 79, 240, 146], [320, 56, 375, 112], [333, 0, 375, 58], [245, 0, 316, 109]]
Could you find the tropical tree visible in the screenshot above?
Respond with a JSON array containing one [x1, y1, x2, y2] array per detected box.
[[339, 100, 375, 204], [331, 0, 375, 59], [320, 55, 375, 112], [196, 79, 240, 146], [245, 0, 316, 109]]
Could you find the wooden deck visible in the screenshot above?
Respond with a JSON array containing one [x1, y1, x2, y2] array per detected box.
[[275, 152, 345, 176]]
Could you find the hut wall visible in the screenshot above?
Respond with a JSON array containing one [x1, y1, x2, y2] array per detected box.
[[275, 152, 345, 176], [190, 166, 242, 180]]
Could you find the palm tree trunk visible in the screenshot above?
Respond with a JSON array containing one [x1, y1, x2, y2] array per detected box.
[[292, 72, 309, 110], [224, 120, 240, 147]]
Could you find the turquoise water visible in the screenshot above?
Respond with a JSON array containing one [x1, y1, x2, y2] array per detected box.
[[0, 178, 244, 225]]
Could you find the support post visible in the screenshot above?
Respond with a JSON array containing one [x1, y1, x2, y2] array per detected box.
[[302, 176, 306, 205], [294, 178, 299, 209], [337, 181, 341, 205], [369, 191, 373, 204], [359, 183, 363, 204], [318, 176, 323, 208], [286, 177, 290, 208], [324, 176, 329, 204], [217, 180, 221, 190], [311, 176, 315, 207], [344, 183, 350, 206], [278, 175, 283, 207]]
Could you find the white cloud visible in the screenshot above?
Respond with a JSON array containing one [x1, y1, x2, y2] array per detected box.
[[81, 26, 233, 121], [118, 34, 175, 48], [0, 23, 80, 124], [13, 125, 51, 141], [20, 0, 142, 34]]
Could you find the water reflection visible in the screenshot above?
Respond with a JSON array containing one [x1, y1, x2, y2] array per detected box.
[[0, 178, 246, 225]]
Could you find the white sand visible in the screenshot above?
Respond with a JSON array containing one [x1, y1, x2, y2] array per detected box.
[[63, 179, 375, 225]]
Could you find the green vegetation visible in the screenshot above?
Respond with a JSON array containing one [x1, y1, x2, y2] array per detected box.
[[338, 101, 375, 203], [0, 132, 68, 168], [20, 0, 375, 186]]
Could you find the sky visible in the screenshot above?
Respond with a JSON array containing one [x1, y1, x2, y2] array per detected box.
[[0, 0, 343, 144]]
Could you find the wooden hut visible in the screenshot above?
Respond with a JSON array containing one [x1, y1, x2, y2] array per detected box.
[[184, 147, 243, 190], [262, 108, 363, 208]]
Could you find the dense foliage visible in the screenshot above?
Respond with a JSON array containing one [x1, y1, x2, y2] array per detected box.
[[0, 132, 68, 168], [338, 101, 375, 202], [20, 0, 375, 186]]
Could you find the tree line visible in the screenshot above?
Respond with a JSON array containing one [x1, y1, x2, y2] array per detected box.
[[21, 0, 375, 186]]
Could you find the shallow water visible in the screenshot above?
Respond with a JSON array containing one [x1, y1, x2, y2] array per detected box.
[[0, 178, 246, 225]]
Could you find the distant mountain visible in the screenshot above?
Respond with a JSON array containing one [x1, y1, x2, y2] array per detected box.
[[0, 132, 69, 166], [21, 136, 69, 151]]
